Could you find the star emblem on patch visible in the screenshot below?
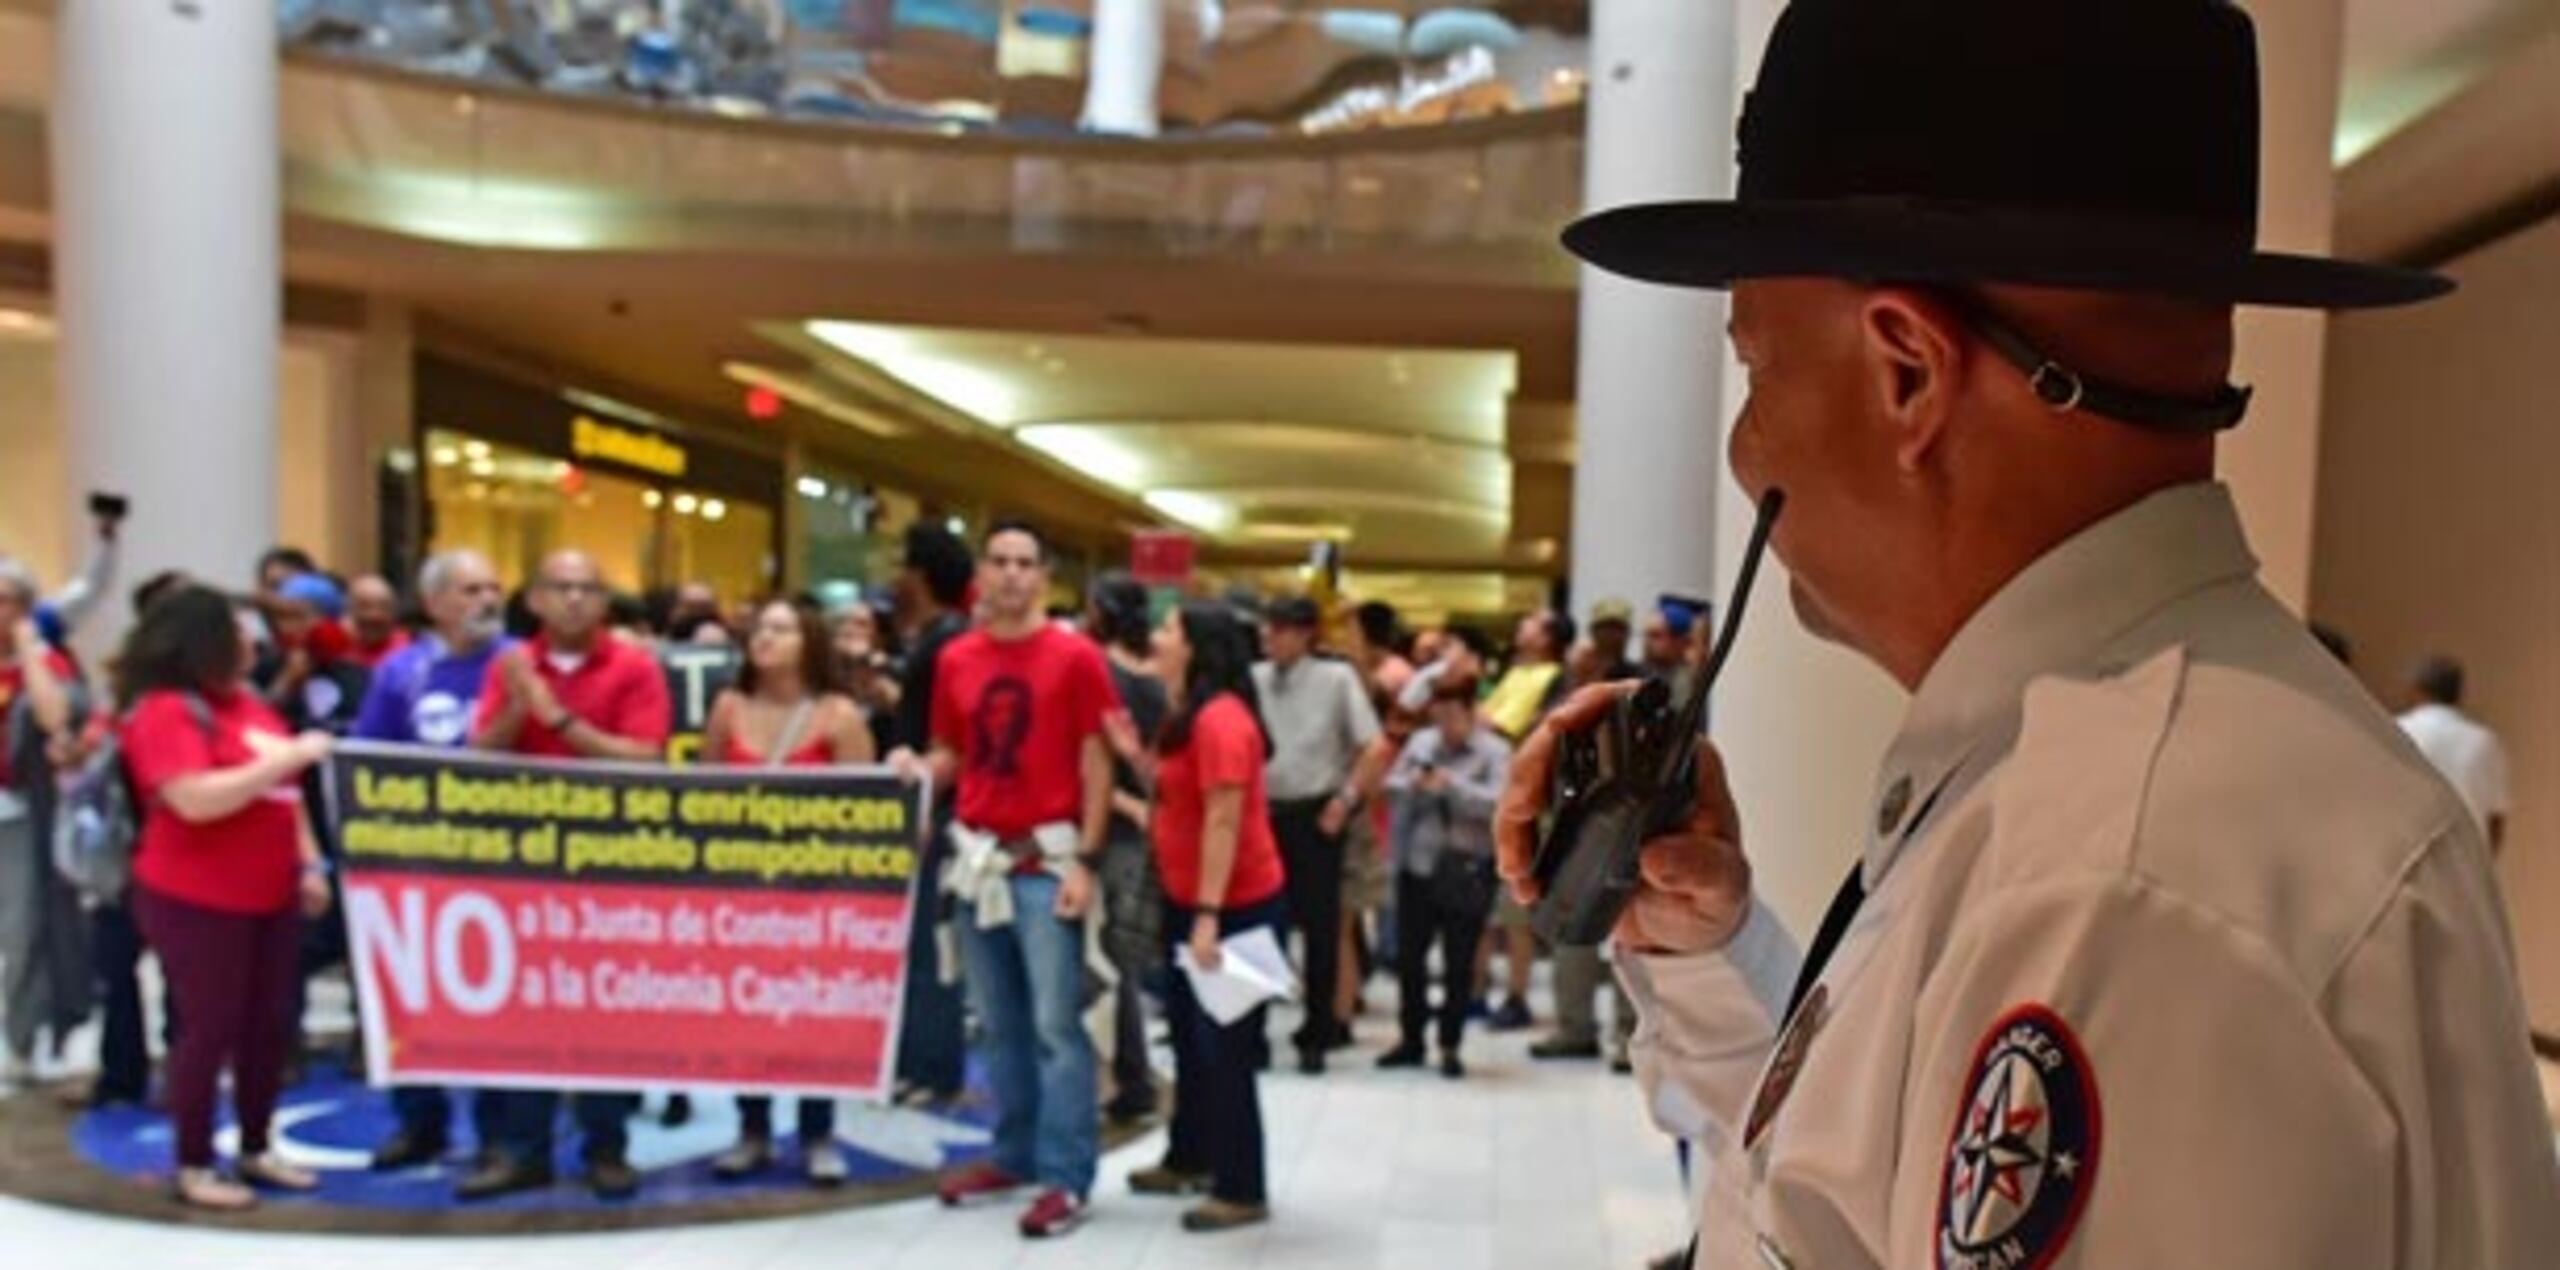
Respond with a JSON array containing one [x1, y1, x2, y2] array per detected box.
[[1936, 1004, 2101, 1270]]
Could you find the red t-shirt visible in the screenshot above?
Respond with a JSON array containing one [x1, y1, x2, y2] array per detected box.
[[0, 648, 74, 789], [472, 634, 673, 757], [348, 629, 412, 671], [124, 688, 304, 915], [931, 625, 1118, 838], [1151, 694, 1284, 910]]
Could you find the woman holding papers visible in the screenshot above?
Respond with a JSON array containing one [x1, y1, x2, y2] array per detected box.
[[703, 598, 876, 1188], [1129, 601, 1282, 1234]]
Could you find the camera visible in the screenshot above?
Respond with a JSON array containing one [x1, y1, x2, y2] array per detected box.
[[1528, 490, 1785, 946], [88, 491, 130, 523]]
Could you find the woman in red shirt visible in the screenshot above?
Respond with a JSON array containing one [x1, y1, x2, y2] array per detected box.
[[701, 598, 875, 1188], [1128, 601, 1282, 1234], [116, 587, 334, 1211]]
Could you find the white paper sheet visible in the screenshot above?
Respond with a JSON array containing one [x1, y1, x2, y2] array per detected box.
[[1176, 926, 1298, 1025]]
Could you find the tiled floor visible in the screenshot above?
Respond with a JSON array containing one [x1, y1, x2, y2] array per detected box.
[[0, 1009, 1694, 1270]]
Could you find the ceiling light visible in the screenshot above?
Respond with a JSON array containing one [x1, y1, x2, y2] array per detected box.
[[672, 493, 700, 515], [1144, 491, 1240, 536], [1015, 425, 1148, 489], [805, 321, 1023, 424], [430, 446, 461, 467], [466, 458, 496, 477], [462, 440, 493, 460], [701, 499, 728, 522], [643, 489, 664, 509], [0, 309, 54, 338], [795, 475, 830, 499], [945, 516, 967, 536]]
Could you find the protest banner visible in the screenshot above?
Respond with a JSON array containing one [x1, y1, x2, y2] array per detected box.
[[324, 741, 929, 1098]]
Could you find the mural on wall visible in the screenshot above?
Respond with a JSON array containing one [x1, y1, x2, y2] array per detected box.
[[277, 1, 1588, 135]]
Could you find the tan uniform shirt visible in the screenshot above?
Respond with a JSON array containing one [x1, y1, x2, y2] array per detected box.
[[1622, 483, 2559, 1268]]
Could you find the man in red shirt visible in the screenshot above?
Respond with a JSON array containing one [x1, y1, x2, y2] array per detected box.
[[462, 550, 671, 1202], [344, 574, 412, 671], [915, 521, 1118, 1239]]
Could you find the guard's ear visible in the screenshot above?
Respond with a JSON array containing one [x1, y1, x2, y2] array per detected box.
[[1858, 289, 1969, 473]]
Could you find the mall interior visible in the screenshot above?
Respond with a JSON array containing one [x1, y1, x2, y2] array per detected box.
[[0, 1, 2555, 1267]]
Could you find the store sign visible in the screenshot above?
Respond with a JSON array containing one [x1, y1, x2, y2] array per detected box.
[[571, 415, 689, 479], [1131, 530, 1195, 585]]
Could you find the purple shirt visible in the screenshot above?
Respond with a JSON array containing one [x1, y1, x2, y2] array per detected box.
[[350, 635, 513, 748]]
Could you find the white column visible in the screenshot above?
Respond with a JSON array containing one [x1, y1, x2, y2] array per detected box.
[[52, 2, 280, 609], [1567, 0, 1733, 632], [1703, 0, 1908, 935], [1081, 0, 1164, 137]]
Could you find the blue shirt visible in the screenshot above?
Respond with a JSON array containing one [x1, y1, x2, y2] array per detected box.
[[350, 635, 512, 749]]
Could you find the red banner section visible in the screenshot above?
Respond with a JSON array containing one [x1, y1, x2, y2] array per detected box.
[[325, 743, 928, 1099]]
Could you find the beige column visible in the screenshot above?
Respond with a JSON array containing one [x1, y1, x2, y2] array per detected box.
[[2218, 0, 2345, 611]]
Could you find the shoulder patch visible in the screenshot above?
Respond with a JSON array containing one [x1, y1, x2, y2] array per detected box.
[[1936, 1004, 2101, 1270]]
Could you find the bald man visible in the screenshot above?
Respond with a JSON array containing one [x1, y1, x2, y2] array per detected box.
[[464, 551, 671, 1202], [344, 574, 411, 670], [1495, 2, 2555, 1266]]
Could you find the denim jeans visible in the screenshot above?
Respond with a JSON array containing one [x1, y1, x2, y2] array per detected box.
[[956, 871, 1099, 1198], [493, 1089, 639, 1167]]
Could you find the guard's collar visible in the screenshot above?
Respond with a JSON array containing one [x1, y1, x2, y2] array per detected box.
[[1862, 481, 2260, 886]]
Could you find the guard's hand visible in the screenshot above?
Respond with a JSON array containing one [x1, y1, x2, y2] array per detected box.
[[1494, 683, 1752, 957], [1053, 858, 1095, 920]]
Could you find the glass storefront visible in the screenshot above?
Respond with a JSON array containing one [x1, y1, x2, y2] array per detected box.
[[415, 356, 782, 604]]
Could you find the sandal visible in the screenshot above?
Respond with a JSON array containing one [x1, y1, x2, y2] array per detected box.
[[174, 1167, 257, 1211], [237, 1153, 320, 1192]]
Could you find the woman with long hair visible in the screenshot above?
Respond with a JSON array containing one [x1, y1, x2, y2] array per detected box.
[[1127, 601, 1281, 1233], [115, 587, 335, 1210], [703, 597, 876, 1187]]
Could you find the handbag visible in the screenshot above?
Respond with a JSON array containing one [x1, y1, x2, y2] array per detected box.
[[1429, 846, 1499, 918]]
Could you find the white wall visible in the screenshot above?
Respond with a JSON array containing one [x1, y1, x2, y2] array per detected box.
[[2312, 214, 2560, 1033]]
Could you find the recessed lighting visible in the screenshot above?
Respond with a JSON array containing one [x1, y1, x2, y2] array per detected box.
[[430, 446, 461, 467], [795, 476, 829, 498], [945, 516, 966, 536], [462, 440, 493, 460], [466, 458, 496, 477], [702, 499, 728, 522], [673, 493, 700, 515], [643, 489, 664, 508]]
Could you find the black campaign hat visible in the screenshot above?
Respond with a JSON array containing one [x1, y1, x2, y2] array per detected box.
[[1564, 0, 2448, 310]]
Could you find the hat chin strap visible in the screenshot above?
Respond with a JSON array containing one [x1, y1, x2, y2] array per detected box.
[[1956, 303, 2253, 433]]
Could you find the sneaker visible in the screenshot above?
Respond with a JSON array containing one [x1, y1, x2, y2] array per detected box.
[[237, 1153, 320, 1192], [805, 1141, 850, 1189], [173, 1167, 257, 1212], [1528, 1036, 1602, 1061], [455, 1153, 554, 1202], [1376, 1043, 1427, 1070], [1441, 1052, 1467, 1080], [1295, 1046, 1326, 1076], [1489, 996, 1533, 1032], [1612, 1055, 1636, 1076], [1466, 997, 1492, 1022], [1018, 1188, 1089, 1238], [1129, 1164, 1212, 1196], [938, 1161, 1026, 1208], [712, 1135, 773, 1182], [370, 1129, 451, 1172], [586, 1156, 641, 1202], [1181, 1197, 1270, 1233]]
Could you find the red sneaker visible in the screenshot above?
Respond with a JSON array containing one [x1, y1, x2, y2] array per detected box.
[[936, 1162, 1025, 1208], [1017, 1188, 1089, 1238]]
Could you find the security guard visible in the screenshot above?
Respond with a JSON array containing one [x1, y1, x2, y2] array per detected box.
[[1495, 2, 2560, 1266]]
